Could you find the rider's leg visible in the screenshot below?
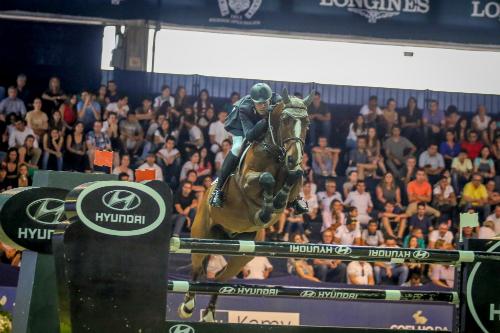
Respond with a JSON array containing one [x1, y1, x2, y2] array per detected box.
[[209, 136, 243, 207]]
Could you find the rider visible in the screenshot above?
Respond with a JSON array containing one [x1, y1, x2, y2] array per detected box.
[[208, 83, 308, 214]]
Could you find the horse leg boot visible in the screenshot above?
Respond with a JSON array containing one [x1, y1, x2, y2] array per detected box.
[[273, 169, 303, 211], [178, 255, 208, 319], [255, 172, 275, 225], [201, 295, 218, 323]]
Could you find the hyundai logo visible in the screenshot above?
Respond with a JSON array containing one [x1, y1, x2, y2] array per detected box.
[[169, 324, 195, 333], [412, 250, 430, 260], [218, 286, 236, 294], [335, 246, 352, 255], [300, 290, 317, 297], [26, 199, 65, 225], [102, 190, 141, 211]]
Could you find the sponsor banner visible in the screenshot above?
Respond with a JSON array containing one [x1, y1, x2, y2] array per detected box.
[[226, 310, 300, 326], [3, 1, 500, 46]]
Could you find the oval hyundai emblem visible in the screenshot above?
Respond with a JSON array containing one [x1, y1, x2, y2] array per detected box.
[[75, 181, 166, 237], [169, 324, 195, 333], [26, 198, 66, 225]]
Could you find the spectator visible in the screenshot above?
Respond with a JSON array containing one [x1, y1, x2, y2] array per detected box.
[[460, 173, 489, 219], [313, 230, 347, 283], [17, 163, 31, 187], [375, 172, 402, 210], [373, 237, 409, 285], [197, 107, 216, 137], [403, 227, 426, 248], [193, 89, 214, 117], [384, 126, 416, 178], [9, 118, 37, 149], [344, 180, 373, 226], [183, 115, 204, 151], [198, 147, 213, 178], [112, 154, 134, 181], [105, 95, 129, 120], [343, 170, 358, 199], [322, 199, 345, 233], [380, 98, 398, 138], [461, 130, 483, 160], [359, 95, 382, 125], [206, 255, 228, 280], [473, 146, 495, 180], [471, 105, 490, 134], [154, 119, 176, 151], [485, 179, 500, 209], [137, 153, 163, 181], [432, 176, 457, 222], [50, 109, 67, 137], [103, 112, 121, 161], [65, 122, 89, 172], [243, 256, 273, 280], [135, 97, 154, 131], [157, 137, 181, 186], [18, 135, 41, 168], [2, 148, 19, 189], [15, 74, 30, 105], [41, 77, 67, 113], [430, 241, 454, 288], [347, 136, 376, 179], [77, 91, 101, 132], [400, 97, 422, 144], [312, 136, 341, 178], [345, 114, 367, 150], [42, 128, 64, 171], [418, 143, 444, 184], [223, 92, 240, 114], [25, 98, 48, 138], [215, 139, 231, 175], [171, 181, 198, 237], [317, 177, 342, 229], [451, 149, 473, 194], [484, 120, 500, 147], [0, 86, 27, 119], [444, 105, 460, 132], [347, 261, 374, 285], [180, 151, 201, 181], [334, 217, 361, 245], [408, 203, 434, 237], [439, 130, 461, 170], [308, 91, 332, 147], [300, 181, 319, 227], [428, 223, 454, 249], [119, 111, 145, 159], [401, 273, 423, 287], [174, 86, 189, 111], [366, 127, 387, 175], [379, 201, 407, 240], [406, 169, 440, 218], [401, 155, 418, 184], [361, 220, 384, 246], [0, 243, 21, 267], [86, 121, 111, 170], [96, 85, 107, 109], [486, 205, 500, 235], [105, 80, 119, 104], [281, 208, 306, 242], [209, 110, 231, 154], [478, 220, 497, 239], [288, 233, 321, 283], [154, 85, 175, 109], [422, 100, 445, 145], [405, 236, 425, 277]]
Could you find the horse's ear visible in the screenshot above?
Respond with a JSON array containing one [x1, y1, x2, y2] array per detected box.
[[303, 91, 314, 107], [282, 88, 290, 104]]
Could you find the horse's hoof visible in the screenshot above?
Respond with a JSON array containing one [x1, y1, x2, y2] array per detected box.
[[259, 172, 275, 192], [178, 303, 193, 319], [201, 308, 215, 322]]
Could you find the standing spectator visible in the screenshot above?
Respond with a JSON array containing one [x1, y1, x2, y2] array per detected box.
[[243, 257, 273, 280], [428, 223, 454, 249], [344, 180, 373, 226], [308, 92, 332, 147], [313, 230, 347, 283], [359, 95, 382, 126], [334, 217, 361, 245], [460, 173, 489, 219], [422, 100, 445, 145], [406, 169, 440, 218], [65, 122, 89, 172], [373, 237, 409, 285], [461, 130, 483, 160], [361, 220, 385, 246], [154, 85, 175, 109], [400, 97, 422, 144], [432, 176, 457, 222], [384, 126, 416, 178], [312, 136, 341, 178], [0, 86, 26, 119], [112, 154, 134, 181], [439, 130, 461, 170], [345, 115, 367, 150], [473, 146, 495, 181], [41, 77, 67, 113], [42, 128, 64, 171], [347, 261, 374, 285], [317, 178, 343, 229], [451, 150, 472, 194], [209, 110, 231, 154], [25, 98, 48, 138], [418, 143, 445, 184], [86, 121, 111, 170], [137, 153, 163, 181], [171, 181, 198, 237], [408, 203, 434, 237], [380, 98, 398, 138], [379, 201, 407, 241], [77, 91, 101, 132]]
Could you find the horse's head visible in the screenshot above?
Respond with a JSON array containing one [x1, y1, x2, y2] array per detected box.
[[269, 88, 313, 170]]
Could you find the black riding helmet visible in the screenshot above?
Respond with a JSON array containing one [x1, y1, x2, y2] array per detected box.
[[250, 83, 272, 104]]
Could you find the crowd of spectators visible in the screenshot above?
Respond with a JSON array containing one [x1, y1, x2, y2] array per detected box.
[[0, 74, 498, 289]]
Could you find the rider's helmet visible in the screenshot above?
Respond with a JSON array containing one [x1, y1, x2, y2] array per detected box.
[[250, 83, 272, 104]]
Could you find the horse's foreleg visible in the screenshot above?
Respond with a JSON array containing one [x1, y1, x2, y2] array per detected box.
[[254, 172, 275, 225], [201, 294, 218, 322], [178, 254, 208, 319], [273, 169, 303, 210]]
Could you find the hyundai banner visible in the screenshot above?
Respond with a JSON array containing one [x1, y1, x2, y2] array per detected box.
[[1, 1, 499, 47]]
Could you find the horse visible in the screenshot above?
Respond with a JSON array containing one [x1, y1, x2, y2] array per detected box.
[[178, 88, 312, 321]]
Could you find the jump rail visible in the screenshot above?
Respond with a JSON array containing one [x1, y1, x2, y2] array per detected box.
[[170, 237, 500, 264], [168, 280, 459, 304]]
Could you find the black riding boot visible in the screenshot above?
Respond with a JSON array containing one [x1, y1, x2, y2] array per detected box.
[[209, 152, 240, 207]]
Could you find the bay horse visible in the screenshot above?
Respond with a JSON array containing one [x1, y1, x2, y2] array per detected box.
[[178, 88, 312, 321]]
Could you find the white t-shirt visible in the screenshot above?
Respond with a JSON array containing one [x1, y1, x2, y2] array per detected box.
[[208, 121, 230, 145], [347, 261, 373, 285], [428, 230, 454, 245], [189, 125, 204, 148], [8, 127, 38, 148], [478, 226, 496, 239], [431, 264, 455, 288], [207, 255, 227, 277], [153, 95, 174, 109], [360, 105, 383, 117], [180, 161, 198, 181], [433, 184, 454, 199], [472, 115, 491, 132], [335, 225, 361, 245], [244, 256, 273, 280], [361, 230, 385, 246], [486, 213, 500, 234], [317, 191, 343, 229], [106, 103, 129, 118], [158, 147, 179, 160], [344, 191, 373, 215], [112, 167, 134, 181]]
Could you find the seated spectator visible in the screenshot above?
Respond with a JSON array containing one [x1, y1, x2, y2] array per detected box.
[[103, 112, 121, 163], [403, 228, 426, 249], [459, 225, 477, 240], [485, 179, 500, 209], [478, 220, 497, 239], [461, 130, 483, 160], [281, 208, 306, 242], [366, 127, 387, 175], [380, 98, 398, 138], [473, 146, 495, 180], [460, 173, 489, 219], [50, 109, 67, 137], [183, 115, 204, 153], [77, 91, 101, 132], [428, 223, 454, 249], [406, 169, 440, 218], [334, 217, 361, 245], [373, 237, 409, 285], [361, 220, 385, 246], [223, 91, 240, 114], [313, 230, 347, 283], [105, 80, 119, 103], [347, 136, 376, 179], [15, 73, 30, 106], [105, 95, 129, 120], [430, 241, 454, 288], [422, 100, 445, 145], [180, 151, 201, 181], [65, 122, 89, 172], [42, 128, 64, 171], [300, 181, 319, 231], [408, 203, 434, 237], [243, 256, 273, 280], [18, 135, 41, 169], [171, 181, 198, 237], [137, 153, 163, 181], [490, 136, 500, 174], [401, 273, 423, 287], [432, 176, 457, 222], [401, 155, 417, 184], [379, 201, 407, 240], [2, 148, 19, 189], [444, 106, 460, 132], [359, 95, 382, 126], [61, 95, 78, 130], [288, 233, 320, 283], [193, 89, 214, 117], [197, 107, 216, 139], [400, 97, 422, 144], [86, 121, 111, 171], [215, 139, 231, 175], [405, 236, 425, 277], [317, 177, 343, 229], [119, 111, 145, 160], [206, 255, 228, 280], [17, 163, 31, 187], [322, 199, 345, 233], [134, 97, 154, 131], [344, 180, 373, 226], [471, 105, 490, 135], [451, 150, 473, 195], [9, 118, 36, 149], [375, 172, 402, 210], [157, 137, 181, 186], [154, 119, 176, 151], [439, 130, 460, 170], [209, 110, 231, 154], [342, 170, 358, 199], [154, 85, 175, 109], [198, 147, 213, 178], [112, 154, 134, 181], [312, 136, 340, 177], [42, 77, 67, 113], [308, 92, 332, 148], [347, 261, 374, 285], [486, 205, 500, 235], [0, 86, 26, 119], [25, 97, 48, 138], [345, 114, 367, 150], [384, 126, 416, 178], [419, 143, 444, 184]]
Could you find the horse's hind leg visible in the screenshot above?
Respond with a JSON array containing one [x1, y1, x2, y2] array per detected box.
[[255, 172, 275, 225], [201, 294, 218, 322], [178, 254, 209, 319]]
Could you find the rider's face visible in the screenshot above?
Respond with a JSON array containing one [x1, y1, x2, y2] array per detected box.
[[254, 100, 269, 115]]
